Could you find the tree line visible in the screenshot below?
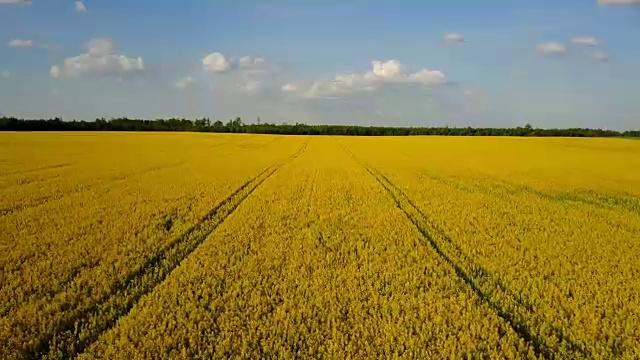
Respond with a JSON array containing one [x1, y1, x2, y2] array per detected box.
[[1, 116, 638, 138]]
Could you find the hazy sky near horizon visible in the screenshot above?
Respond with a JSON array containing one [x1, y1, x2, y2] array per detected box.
[[1, 0, 639, 129]]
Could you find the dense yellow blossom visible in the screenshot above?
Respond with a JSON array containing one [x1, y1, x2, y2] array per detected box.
[[1, 133, 639, 359]]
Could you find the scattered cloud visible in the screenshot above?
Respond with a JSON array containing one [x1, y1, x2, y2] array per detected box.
[[202, 52, 232, 73], [50, 65, 60, 78], [443, 32, 465, 43], [593, 51, 609, 62], [202, 52, 275, 75], [0, 0, 31, 4], [571, 37, 599, 47], [281, 83, 298, 92], [1, 70, 10, 78], [86, 38, 113, 57], [175, 76, 195, 90], [537, 42, 567, 56], [237, 56, 269, 72], [598, 0, 640, 5], [50, 38, 145, 79], [290, 60, 446, 99], [75, 1, 87, 13], [7, 39, 33, 48], [236, 80, 263, 94]]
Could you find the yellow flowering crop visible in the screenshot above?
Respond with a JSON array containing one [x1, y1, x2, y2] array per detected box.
[[1, 133, 639, 359]]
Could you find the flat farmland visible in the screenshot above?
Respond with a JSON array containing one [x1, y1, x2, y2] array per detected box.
[[1, 133, 640, 359]]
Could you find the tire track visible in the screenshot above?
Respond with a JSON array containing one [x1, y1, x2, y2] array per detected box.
[[342, 145, 590, 360], [0, 162, 185, 218], [416, 169, 640, 217], [24, 139, 310, 360], [0, 173, 62, 191], [1, 163, 72, 178]]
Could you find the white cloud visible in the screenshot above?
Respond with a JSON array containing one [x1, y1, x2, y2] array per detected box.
[[407, 69, 447, 84], [571, 37, 599, 47], [237, 56, 268, 72], [50, 65, 60, 78], [537, 42, 567, 56], [281, 83, 297, 92], [50, 88, 61, 96], [7, 39, 33, 48], [593, 52, 609, 62], [299, 59, 446, 99], [202, 52, 274, 75], [175, 76, 195, 90], [370, 60, 446, 85], [236, 80, 262, 94], [303, 80, 351, 99], [75, 1, 87, 12], [599, 0, 640, 5], [1, 70, 9, 78], [87, 38, 113, 57], [50, 38, 145, 79], [202, 52, 232, 73], [0, 0, 31, 4], [372, 60, 406, 79], [443, 32, 465, 43]]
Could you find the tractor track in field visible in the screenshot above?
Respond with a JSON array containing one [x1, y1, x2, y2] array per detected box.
[[1, 138, 294, 218], [22, 138, 310, 360], [1, 163, 73, 178], [342, 144, 591, 360], [414, 169, 640, 218], [0, 173, 62, 191], [0, 162, 186, 218]]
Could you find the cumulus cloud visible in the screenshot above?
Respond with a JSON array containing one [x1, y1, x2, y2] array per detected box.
[[87, 38, 113, 57], [49, 65, 60, 78], [7, 39, 33, 48], [281, 83, 298, 92], [50, 38, 145, 79], [75, 1, 87, 12], [571, 37, 599, 47], [372, 60, 406, 79], [237, 56, 268, 72], [293, 60, 446, 99], [407, 69, 448, 84], [236, 80, 263, 94], [202, 52, 274, 74], [202, 52, 232, 73], [175, 76, 195, 90], [598, 0, 640, 5], [443, 32, 465, 43], [0, 0, 31, 4], [537, 42, 567, 56], [593, 52, 609, 62]]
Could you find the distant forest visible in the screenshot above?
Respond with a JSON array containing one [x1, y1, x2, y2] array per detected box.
[[1, 116, 639, 138]]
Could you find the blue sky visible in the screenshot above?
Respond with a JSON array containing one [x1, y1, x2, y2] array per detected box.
[[1, 0, 639, 129]]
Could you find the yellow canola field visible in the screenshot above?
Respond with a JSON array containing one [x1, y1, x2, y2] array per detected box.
[[346, 136, 640, 359], [0, 132, 306, 359], [1, 133, 640, 359]]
